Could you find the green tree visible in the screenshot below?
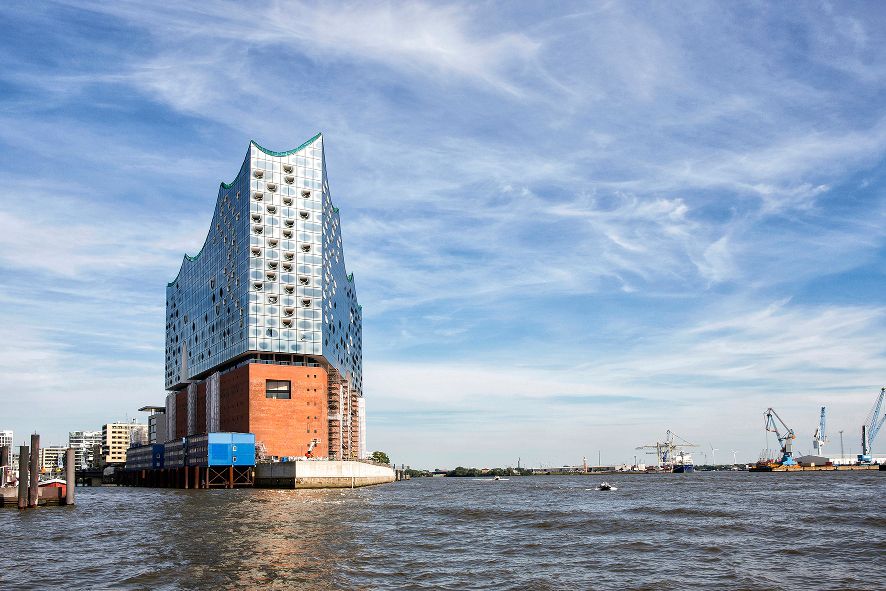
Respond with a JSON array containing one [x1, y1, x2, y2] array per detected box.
[[370, 451, 390, 465]]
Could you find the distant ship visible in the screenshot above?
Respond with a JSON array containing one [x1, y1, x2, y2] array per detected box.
[[672, 450, 694, 473]]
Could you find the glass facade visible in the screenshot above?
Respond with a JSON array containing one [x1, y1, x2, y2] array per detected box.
[[164, 134, 362, 397]]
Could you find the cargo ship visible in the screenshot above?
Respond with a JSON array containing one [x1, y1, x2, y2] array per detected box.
[[672, 451, 694, 473]]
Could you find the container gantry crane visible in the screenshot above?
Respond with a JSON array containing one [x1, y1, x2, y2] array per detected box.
[[764, 408, 797, 466], [859, 387, 886, 464]]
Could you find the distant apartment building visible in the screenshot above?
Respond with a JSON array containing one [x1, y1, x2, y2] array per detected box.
[[40, 445, 67, 473], [130, 425, 148, 447], [0, 430, 12, 449], [162, 134, 364, 459], [102, 422, 147, 464], [69, 430, 102, 470]]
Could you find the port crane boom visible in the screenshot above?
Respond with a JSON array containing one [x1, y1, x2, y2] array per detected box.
[[859, 387, 886, 464], [813, 406, 827, 456], [764, 408, 797, 466]]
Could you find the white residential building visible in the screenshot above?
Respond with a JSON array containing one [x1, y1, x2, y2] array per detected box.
[[69, 430, 103, 470]]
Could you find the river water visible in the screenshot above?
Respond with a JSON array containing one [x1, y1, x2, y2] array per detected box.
[[4, 471, 885, 590]]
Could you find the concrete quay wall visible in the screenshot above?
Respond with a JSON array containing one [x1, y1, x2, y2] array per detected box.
[[255, 460, 395, 488]]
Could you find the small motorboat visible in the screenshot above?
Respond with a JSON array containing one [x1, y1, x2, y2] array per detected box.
[[596, 482, 617, 491]]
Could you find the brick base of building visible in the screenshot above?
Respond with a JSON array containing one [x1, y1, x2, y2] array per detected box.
[[170, 362, 329, 459]]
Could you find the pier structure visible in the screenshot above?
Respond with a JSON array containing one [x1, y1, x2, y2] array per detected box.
[[123, 431, 256, 489], [1, 435, 76, 509]]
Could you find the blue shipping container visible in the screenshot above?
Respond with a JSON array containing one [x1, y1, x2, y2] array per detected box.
[[186, 432, 256, 467]]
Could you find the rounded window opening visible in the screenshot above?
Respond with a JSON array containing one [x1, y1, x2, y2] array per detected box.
[[284, 285, 294, 295], [283, 164, 293, 174], [268, 239, 279, 248], [284, 175, 294, 184], [266, 272, 277, 281], [266, 183, 277, 192], [268, 261, 278, 270], [284, 219, 294, 228], [299, 276, 310, 286], [301, 244, 311, 253], [284, 252, 294, 261], [268, 295, 278, 304], [299, 211, 310, 220], [251, 247, 261, 256], [253, 226, 263, 235], [283, 229, 293, 238], [283, 197, 293, 206], [253, 169, 264, 178], [282, 262, 293, 271], [267, 205, 277, 214], [253, 192, 264, 201], [253, 282, 263, 291], [301, 298, 312, 308], [251, 214, 261, 223], [301, 190, 311, 198]]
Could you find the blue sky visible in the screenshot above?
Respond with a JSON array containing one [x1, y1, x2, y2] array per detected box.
[[2, 2, 886, 467]]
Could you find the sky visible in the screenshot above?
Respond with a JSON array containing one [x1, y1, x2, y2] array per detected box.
[[1, 1, 886, 468]]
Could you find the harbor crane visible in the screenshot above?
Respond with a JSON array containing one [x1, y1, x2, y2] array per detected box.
[[859, 387, 886, 464], [812, 406, 827, 457], [764, 408, 797, 466], [636, 430, 698, 471]]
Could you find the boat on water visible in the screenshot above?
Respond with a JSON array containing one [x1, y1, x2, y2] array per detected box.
[[596, 482, 617, 491], [672, 451, 694, 473]]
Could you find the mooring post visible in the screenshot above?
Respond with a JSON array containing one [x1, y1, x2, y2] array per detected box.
[[18, 445, 29, 510], [29, 433, 40, 508], [65, 448, 75, 506], [0, 445, 8, 487]]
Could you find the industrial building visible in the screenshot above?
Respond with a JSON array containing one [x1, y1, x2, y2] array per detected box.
[[162, 134, 364, 460], [139, 406, 168, 444]]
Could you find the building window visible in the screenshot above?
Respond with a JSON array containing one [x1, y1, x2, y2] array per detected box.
[[266, 380, 291, 399]]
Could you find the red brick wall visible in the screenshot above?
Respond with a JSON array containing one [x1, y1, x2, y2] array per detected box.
[[179, 363, 328, 458], [175, 390, 188, 438], [245, 364, 328, 458], [195, 382, 207, 434], [219, 366, 250, 433]]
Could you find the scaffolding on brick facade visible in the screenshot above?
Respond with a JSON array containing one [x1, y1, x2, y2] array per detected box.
[[328, 367, 360, 460]]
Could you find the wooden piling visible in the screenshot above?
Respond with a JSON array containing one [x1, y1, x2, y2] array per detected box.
[[29, 434, 39, 508], [65, 448, 75, 506], [18, 445, 29, 510]]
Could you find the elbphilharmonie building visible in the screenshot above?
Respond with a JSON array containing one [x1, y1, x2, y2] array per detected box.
[[163, 133, 364, 460]]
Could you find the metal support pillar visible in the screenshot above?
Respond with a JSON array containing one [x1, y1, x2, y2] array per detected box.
[[18, 445, 29, 510], [184, 466, 189, 489], [65, 448, 75, 506], [229, 465, 234, 489], [29, 434, 40, 508]]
